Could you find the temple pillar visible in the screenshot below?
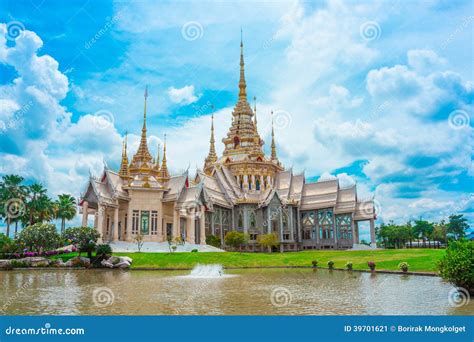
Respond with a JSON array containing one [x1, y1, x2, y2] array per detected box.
[[186, 208, 195, 244], [97, 205, 104, 242], [354, 221, 359, 244], [200, 205, 206, 244], [81, 201, 89, 227], [172, 206, 179, 240], [157, 198, 163, 241], [370, 219, 376, 246], [352, 219, 357, 245], [94, 211, 98, 229], [113, 207, 119, 242]]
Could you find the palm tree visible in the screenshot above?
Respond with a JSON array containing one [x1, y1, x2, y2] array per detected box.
[[55, 194, 77, 233], [0, 175, 27, 237], [26, 183, 53, 225]]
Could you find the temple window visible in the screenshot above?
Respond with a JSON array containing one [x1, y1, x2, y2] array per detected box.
[[237, 209, 244, 232], [124, 214, 128, 236], [336, 214, 352, 240], [318, 209, 334, 240], [301, 211, 315, 240], [213, 208, 221, 238], [249, 210, 256, 230], [141, 211, 150, 235], [151, 211, 158, 235], [234, 136, 240, 148], [106, 215, 110, 235], [222, 209, 230, 237], [132, 210, 139, 234], [205, 212, 211, 236], [256, 179, 261, 191]]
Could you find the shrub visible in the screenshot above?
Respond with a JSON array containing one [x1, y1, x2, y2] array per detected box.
[[16, 223, 62, 252], [311, 260, 318, 268], [191, 249, 198, 253], [96, 244, 112, 256], [367, 261, 376, 271], [0, 233, 13, 253], [346, 262, 353, 271], [398, 262, 409, 273], [438, 240, 473, 294], [224, 231, 248, 252], [10, 260, 28, 268], [257, 233, 280, 253], [327, 260, 335, 269], [62, 226, 100, 253], [206, 235, 221, 248]]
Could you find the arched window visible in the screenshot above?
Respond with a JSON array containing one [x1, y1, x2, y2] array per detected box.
[[256, 179, 261, 191], [248, 178, 252, 190]]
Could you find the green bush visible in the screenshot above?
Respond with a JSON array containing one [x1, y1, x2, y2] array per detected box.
[[327, 260, 335, 269], [96, 244, 112, 256], [10, 260, 28, 268], [311, 260, 318, 268], [257, 233, 280, 253], [398, 262, 409, 273], [224, 231, 248, 251], [438, 240, 474, 294], [206, 235, 221, 248], [16, 223, 62, 252], [346, 262, 353, 270], [0, 233, 12, 251], [62, 226, 100, 248], [191, 249, 198, 253]]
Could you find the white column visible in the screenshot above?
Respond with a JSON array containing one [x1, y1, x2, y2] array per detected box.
[[113, 207, 119, 242], [157, 197, 163, 241], [172, 206, 179, 240], [81, 201, 89, 227], [97, 205, 104, 242], [200, 205, 206, 245], [186, 208, 195, 244], [370, 219, 376, 246]]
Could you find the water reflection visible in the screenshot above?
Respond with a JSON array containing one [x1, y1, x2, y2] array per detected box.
[[0, 269, 471, 315]]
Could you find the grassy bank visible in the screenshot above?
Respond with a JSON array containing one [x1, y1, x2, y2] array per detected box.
[[117, 249, 444, 272], [50, 249, 444, 272]]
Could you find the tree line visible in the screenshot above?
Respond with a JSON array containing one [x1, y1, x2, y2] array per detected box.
[[0, 174, 77, 237], [376, 215, 470, 249]]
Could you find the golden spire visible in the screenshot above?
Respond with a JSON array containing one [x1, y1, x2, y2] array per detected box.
[[118, 132, 130, 178], [133, 86, 153, 164], [238, 29, 247, 101], [159, 134, 170, 180], [154, 142, 161, 172], [271, 110, 277, 160], [204, 114, 218, 173]]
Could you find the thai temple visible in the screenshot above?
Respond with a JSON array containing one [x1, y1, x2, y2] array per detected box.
[[79, 38, 376, 251]]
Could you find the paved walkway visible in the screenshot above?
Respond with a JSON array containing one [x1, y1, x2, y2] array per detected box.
[[110, 241, 224, 253]]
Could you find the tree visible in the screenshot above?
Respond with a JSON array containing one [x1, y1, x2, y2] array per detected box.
[[0, 175, 27, 238], [224, 231, 248, 252], [447, 214, 469, 240], [16, 223, 62, 252], [432, 221, 448, 246], [257, 233, 280, 253], [54, 194, 77, 233], [26, 183, 54, 225], [205, 234, 221, 248], [438, 240, 474, 295], [413, 219, 434, 247]]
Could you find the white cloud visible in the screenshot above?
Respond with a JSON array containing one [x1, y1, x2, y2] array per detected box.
[[167, 85, 199, 105]]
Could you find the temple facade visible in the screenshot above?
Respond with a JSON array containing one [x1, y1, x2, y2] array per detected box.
[[79, 38, 376, 251]]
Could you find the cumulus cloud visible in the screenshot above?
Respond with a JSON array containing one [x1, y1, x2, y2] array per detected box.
[[167, 85, 199, 105]]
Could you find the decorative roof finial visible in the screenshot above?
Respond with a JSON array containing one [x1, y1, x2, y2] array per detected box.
[[159, 133, 169, 180], [204, 113, 218, 174], [238, 29, 247, 101], [271, 110, 277, 160], [119, 131, 131, 178]]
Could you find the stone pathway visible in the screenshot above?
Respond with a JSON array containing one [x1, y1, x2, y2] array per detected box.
[[109, 241, 224, 253]]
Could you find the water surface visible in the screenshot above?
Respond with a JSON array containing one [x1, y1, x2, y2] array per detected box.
[[0, 269, 471, 315]]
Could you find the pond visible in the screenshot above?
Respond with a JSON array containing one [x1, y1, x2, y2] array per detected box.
[[0, 268, 471, 315]]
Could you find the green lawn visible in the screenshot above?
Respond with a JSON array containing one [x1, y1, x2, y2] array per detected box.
[[52, 249, 444, 272], [113, 249, 443, 272]]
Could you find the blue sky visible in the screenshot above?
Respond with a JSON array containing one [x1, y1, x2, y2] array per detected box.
[[0, 0, 473, 231]]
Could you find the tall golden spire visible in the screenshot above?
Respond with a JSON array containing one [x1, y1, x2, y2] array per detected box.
[[204, 114, 218, 174], [118, 132, 130, 178], [238, 29, 247, 101], [271, 111, 277, 160], [154, 142, 161, 172], [133, 86, 153, 164], [159, 134, 170, 180]]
